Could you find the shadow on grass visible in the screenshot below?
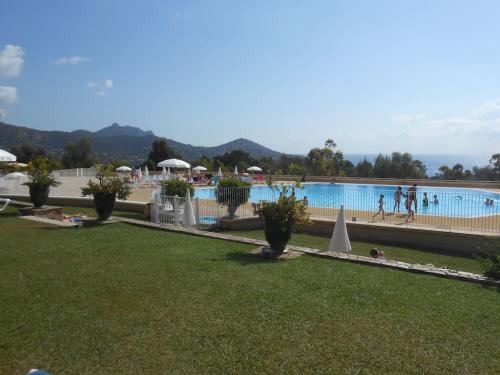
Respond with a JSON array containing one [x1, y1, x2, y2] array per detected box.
[[0, 211, 18, 218], [219, 251, 279, 266]]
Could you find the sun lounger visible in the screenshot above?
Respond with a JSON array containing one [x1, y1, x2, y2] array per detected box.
[[0, 198, 11, 211]]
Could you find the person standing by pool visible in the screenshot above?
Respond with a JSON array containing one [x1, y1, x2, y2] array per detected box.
[[394, 186, 404, 212], [422, 192, 429, 207], [408, 184, 417, 213], [373, 194, 385, 220]]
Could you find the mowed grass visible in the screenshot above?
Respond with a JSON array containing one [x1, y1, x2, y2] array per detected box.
[[225, 229, 485, 274], [0, 207, 499, 374]]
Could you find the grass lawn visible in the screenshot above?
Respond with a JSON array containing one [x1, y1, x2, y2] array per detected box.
[[224, 229, 485, 274], [0, 207, 499, 374]]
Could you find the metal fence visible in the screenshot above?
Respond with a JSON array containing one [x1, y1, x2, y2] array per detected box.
[[191, 184, 500, 234], [52, 168, 97, 177]]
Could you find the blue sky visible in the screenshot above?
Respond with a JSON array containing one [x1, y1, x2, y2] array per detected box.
[[1, 0, 499, 156]]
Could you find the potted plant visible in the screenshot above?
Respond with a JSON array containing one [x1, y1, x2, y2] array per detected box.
[[81, 165, 131, 221], [22, 157, 60, 208], [256, 182, 311, 257], [215, 177, 251, 219]]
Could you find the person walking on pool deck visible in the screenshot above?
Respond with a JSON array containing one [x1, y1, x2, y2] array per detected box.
[[373, 194, 385, 220], [405, 194, 415, 222], [394, 186, 404, 212], [408, 183, 417, 213]]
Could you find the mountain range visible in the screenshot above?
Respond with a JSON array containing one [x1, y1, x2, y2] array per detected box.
[[0, 122, 283, 164]]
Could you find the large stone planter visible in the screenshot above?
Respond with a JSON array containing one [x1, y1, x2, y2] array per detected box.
[[264, 219, 292, 255], [93, 192, 116, 221], [29, 184, 50, 208]]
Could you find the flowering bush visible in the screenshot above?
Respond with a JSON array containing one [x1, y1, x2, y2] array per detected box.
[[81, 165, 131, 200], [256, 182, 311, 231], [22, 157, 60, 188]]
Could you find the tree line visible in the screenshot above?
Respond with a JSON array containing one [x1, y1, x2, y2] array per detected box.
[[8, 137, 500, 181]]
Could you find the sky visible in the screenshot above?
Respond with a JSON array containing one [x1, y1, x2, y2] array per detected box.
[[1, 0, 499, 156]]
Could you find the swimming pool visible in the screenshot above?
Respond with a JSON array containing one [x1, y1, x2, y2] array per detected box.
[[195, 183, 500, 218]]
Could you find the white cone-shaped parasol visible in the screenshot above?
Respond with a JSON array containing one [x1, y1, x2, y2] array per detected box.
[[144, 165, 149, 176], [218, 166, 222, 178], [162, 166, 167, 176], [183, 188, 196, 226], [137, 168, 142, 180], [328, 205, 351, 253], [0, 149, 16, 162], [233, 165, 238, 175]]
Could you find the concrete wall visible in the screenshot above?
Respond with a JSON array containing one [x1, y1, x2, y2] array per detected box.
[[1, 194, 146, 213], [219, 215, 498, 256]]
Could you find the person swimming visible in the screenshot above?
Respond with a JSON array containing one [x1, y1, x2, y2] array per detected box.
[[432, 194, 439, 204]]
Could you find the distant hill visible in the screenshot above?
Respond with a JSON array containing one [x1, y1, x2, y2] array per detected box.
[[0, 122, 282, 164]]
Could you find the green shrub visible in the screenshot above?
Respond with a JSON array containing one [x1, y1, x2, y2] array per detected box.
[[478, 238, 500, 280], [161, 179, 194, 197], [216, 177, 251, 219]]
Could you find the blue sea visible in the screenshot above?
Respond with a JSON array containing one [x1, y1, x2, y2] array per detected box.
[[343, 154, 491, 177]]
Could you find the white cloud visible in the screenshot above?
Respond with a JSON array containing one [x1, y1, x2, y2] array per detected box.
[[470, 98, 500, 118], [392, 113, 426, 124], [86, 79, 113, 96], [55, 56, 90, 66], [103, 79, 113, 89], [171, 12, 191, 22], [420, 117, 484, 136], [0, 86, 18, 104], [0, 45, 24, 77], [0, 109, 5, 119]]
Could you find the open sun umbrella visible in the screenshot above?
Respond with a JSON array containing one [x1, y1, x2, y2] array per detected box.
[[115, 166, 132, 172], [157, 158, 190, 169], [247, 166, 262, 172], [192, 166, 207, 174], [0, 149, 16, 162], [5, 172, 26, 179]]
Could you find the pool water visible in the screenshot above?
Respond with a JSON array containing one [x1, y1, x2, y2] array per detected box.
[[195, 183, 500, 218]]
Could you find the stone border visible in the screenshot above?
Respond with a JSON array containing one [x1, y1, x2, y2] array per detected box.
[[118, 218, 499, 287], [19, 215, 81, 228]]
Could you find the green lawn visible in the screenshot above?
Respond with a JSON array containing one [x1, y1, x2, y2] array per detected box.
[[224, 229, 485, 274], [0, 207, 499, 374]]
